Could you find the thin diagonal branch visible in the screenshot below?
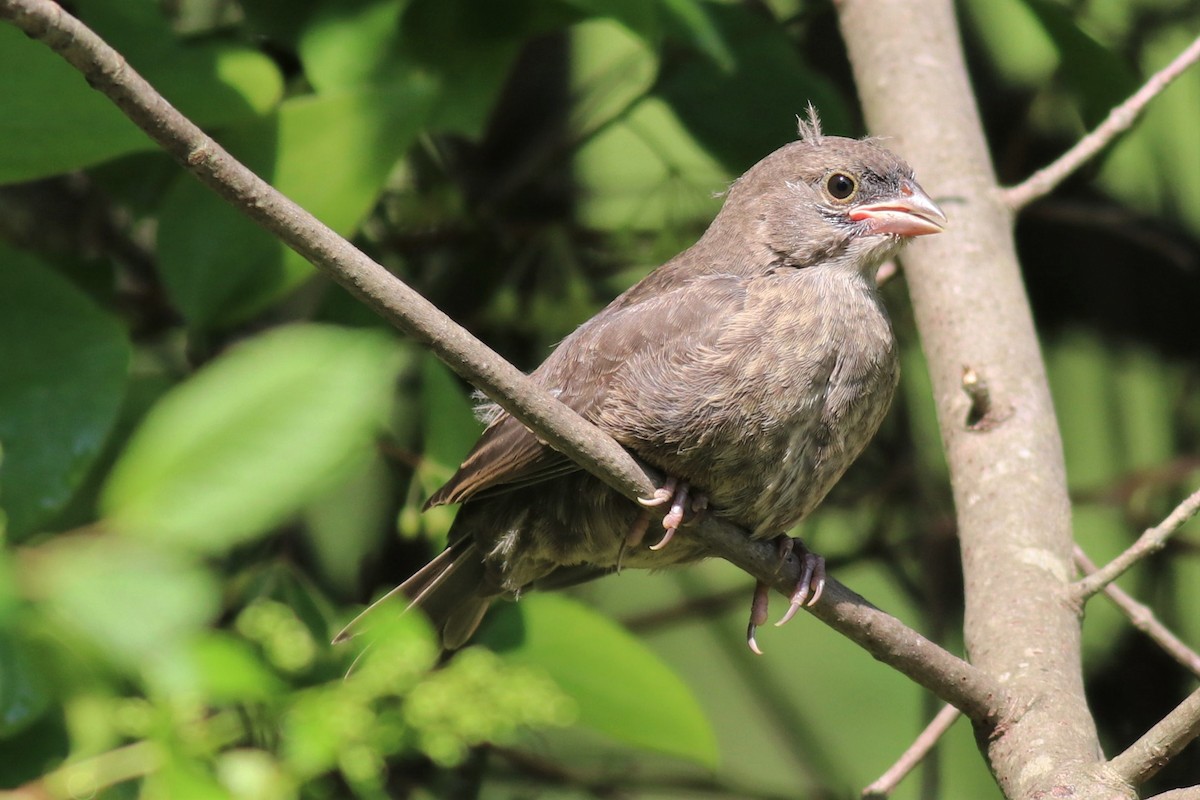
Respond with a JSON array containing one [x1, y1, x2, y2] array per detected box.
[[1075, 546, 1200, 678], [862, 704, 961, 798], [0, 0, 1007, 723], [1107, 685, 1200, 787], [1074, 486, 1200, 601], [1004, 32, 1200, 210]]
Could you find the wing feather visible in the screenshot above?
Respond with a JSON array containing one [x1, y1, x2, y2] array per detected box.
[[426, 273, 752, 507]]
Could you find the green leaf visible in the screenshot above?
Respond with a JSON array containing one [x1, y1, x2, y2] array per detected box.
[[477, 594, 719, 767], [102, 325, 400, 552], [417, 355, 483, 496], [166, 634, 288, 703], [0, 630, 53, 738], [570, 18, 659, 137], [395, 0, 566, 135], [303, 451, 395, 592], [960, 0, 1058, 86], [0, 11, 282, 183], [156, 79, 434, 328], [575, 96, 729, 232], [1020, 0, 1138, 128], [658, 0, 734, 72], [28, 537, 220, 664], [298, 0, 412, 92], [1100, 28, 1200, 238], [0, 248, 130, 539], [655, 2, 849, 172]]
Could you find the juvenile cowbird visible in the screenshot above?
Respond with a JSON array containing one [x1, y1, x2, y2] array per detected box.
[[339, 113, 945, 651]]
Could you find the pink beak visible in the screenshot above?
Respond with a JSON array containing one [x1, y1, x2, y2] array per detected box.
[[849, 179, 947, 237]]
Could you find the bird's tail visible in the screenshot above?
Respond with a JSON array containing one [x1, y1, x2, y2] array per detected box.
[[333, 537, 493, 650]]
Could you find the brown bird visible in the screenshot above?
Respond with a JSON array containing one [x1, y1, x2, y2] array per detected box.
[[338, 112, 945, 652]]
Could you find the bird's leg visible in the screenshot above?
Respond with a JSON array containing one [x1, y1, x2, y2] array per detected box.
[[619, 512, 653, 570], [775, 536, 826, 626], [744, 537, 827, 653]]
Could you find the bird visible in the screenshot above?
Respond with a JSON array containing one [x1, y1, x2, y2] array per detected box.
[[337, 111, 946, 653]]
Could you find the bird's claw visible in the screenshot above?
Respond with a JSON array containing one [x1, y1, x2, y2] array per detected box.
[[746, 580, 770, 656], [744, 537, 826, 653], [633, 478, 707, 552], [775, 544, 825, 626], [638, 477, 678, 508]]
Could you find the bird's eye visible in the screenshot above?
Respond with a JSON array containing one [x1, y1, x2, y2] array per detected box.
[[826, 172, 857, 200]]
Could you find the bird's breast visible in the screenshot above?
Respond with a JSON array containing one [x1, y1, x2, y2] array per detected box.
[[616, 269, 899, 537]]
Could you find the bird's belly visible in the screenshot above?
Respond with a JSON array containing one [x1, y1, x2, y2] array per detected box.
[[644, 338, 899, 538]]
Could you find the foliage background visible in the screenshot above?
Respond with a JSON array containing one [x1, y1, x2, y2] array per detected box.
[[1, 0, 1199, 797]]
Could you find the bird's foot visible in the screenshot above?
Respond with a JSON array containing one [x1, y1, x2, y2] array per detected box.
[[744, 537, 826, 654], [746, 580, 770, 655], [636, 477, 707, 551]]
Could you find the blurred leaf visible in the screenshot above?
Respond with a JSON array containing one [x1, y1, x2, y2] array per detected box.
[[298, 0, 410, 92], [1100, 28, 1200, 238], [217, 749, 291, 800], [570, 18, 659, 137], [0, 10, 282, 183], [658, 0, 734, 71], [1175, 529, 1200, 649], [303, 451, 394, 592], [417, 355, 483, 496], [1020, 0, 1138, 127], [145, 758, 233, 800], [396, 0, 567, 136], [0, 706, 69, 788], [0, 248, 130, 539], [401, 355, 482, 539], [1046, 332, 1123, 489], [655, 2, 849, 172], [560, 0, 659, 43], [1113, 347, 1178, 472], [102, 325, 399, 552], [26, 536, 219, 664], [170, 634, 287, 703], [0, 630, 53, 738], [960, 0, 1058, 86], [478, 594, 719, 767], [575, 96, 729, 231], [157, 79, 435, 328]]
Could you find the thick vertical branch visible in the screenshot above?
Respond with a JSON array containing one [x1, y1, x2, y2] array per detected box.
[[835, 1, 1129, 798]]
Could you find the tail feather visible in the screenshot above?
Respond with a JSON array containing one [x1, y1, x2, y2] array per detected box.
[[333, 537, 491, 648]]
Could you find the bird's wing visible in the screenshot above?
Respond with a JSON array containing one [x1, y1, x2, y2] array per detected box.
[[425, 273, 751, 508]]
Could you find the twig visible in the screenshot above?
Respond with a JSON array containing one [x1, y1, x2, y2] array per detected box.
[[1004, 32, 1200, 210], [1107, 685, 1200, 787], [862, 704, 961, 798], [1074, 546, 1200, 678], [0, 0, 1008, 724], [1074, 486, 1200, 601]]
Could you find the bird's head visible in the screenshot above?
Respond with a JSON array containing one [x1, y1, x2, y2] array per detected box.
[[717, 113, 946, 277]]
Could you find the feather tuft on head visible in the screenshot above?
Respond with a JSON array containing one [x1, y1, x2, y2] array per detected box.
[[796, 103, 824, 144]]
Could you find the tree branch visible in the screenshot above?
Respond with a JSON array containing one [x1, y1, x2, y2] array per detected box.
[[0, 0, 1005, 723], [836, 0, 1124, 797], [1107, 686, 1200, 787], [1074, 546, 1200, 678], [1004, 32, 1200, 211], [862, 704, 961, 798], [1074, 486, 1200, 601]]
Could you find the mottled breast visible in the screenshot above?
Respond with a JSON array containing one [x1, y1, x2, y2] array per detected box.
[[600, 266, 899, 539]]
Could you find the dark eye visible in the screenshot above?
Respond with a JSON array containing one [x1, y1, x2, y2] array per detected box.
[[826, 172, 857, 200]]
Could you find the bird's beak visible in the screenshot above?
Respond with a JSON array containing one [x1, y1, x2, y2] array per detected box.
[[849, 179, 947, 237]]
